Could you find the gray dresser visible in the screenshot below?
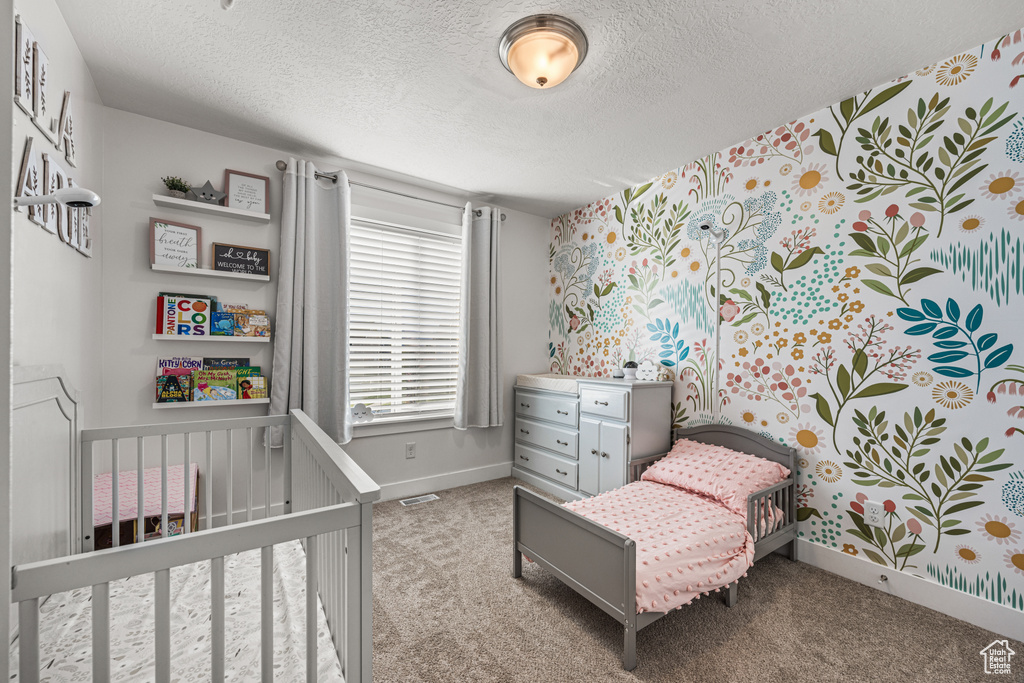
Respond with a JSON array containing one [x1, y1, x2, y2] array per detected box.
[[512, 377, 672, 501]]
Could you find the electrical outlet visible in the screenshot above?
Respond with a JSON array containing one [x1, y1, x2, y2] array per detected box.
[[864, 500, 884, 528], [405, 442, 416, 459]]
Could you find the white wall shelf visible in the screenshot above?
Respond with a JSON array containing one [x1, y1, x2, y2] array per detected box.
[[152, 194, 271, 223], [152, 398, 270, 410], [152, 334, 270, 343], [150, 264, 270, 282]]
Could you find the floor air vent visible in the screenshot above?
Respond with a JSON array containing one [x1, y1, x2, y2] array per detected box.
[[399, 494, 440, 507]]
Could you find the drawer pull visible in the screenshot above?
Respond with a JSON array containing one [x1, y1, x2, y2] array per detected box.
[[556, 439, 568, 446], [520, 402, 531, 408], [519, 454, 530, 462], [594, 400, 609, 406], [602, 452, 611, 458], [520, 429, 530, 435], [591, 448, 598, 455], [556, 409, 569, 415], [555, 469, 567, 476]]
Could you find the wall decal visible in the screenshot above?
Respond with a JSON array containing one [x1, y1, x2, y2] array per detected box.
[[56, 91, 76, 167], [14, 16, 34, 115], [548, 29, 1024, 608], [41, 153, 66, 236]]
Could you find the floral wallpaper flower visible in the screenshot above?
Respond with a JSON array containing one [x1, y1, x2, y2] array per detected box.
[[548, 28, 1024, 610]]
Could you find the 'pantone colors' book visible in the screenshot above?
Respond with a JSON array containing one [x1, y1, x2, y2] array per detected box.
[[156, 296, 212, 336]]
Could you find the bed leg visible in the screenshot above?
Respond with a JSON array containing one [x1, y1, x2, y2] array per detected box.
[[623, 624, 637, 671], [724, 581, 738, 608], [788, 538, 800, 562], [512, 487, 522, 578]]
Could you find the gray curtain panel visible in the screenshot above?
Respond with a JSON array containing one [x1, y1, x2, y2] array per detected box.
[[454, 205, 503, 429], [268, 159, 353, 446]]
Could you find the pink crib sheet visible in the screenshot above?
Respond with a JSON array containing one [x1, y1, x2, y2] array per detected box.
[[93, 464, 199, 526], [563, 480, 755, 613]]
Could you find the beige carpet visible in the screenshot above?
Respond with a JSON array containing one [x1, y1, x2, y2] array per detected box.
[[372, 478, 1021, 682]]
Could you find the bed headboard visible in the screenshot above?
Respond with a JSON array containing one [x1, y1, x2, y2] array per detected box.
[[12, 365, 82, 564], [673, 424, 796, 475]]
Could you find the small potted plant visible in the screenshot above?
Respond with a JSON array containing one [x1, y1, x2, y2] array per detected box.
[[161, 176, 190, 199]]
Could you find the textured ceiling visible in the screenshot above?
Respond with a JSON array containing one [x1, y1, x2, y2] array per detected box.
[[57, 0, 1024, 217]]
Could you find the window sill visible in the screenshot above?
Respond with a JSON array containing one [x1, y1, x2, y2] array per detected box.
[[352, 415, 455, 438]]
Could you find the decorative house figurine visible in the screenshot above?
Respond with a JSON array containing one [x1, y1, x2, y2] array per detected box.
[[189, 179, 226, 205]]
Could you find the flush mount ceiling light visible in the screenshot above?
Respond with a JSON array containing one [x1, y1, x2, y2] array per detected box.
[[498, 14, 588, 89]]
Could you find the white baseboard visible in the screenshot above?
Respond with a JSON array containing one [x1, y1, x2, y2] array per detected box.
[[797, 539, 1023, 641], [378, 462, 512, 502]]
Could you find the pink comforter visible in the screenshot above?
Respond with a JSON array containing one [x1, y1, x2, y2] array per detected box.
[[562, 481, 754, 613]]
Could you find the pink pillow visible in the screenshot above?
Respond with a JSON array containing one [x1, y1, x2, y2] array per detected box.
[[641, 438, 790, 516]]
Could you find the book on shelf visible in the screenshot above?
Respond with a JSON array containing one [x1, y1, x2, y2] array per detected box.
[[193, 368, 238, 401], [156, 295, 212, 336], [156, 356, 203, 375], [234, 310, 270, 337], [156, 374, 190, 403], [239, 375, 267, 400], [219, 302, 250, 313], [211, 311, 235, 336], [203, 357, 250, 369]]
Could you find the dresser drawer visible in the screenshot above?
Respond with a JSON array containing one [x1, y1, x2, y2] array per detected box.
[[515, 444, 578, 489], [580, 387, 629, 421], [515, 391, 578, 427], [515, 417, 578, 459]]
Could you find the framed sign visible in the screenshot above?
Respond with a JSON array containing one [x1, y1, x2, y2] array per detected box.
[[224, 169, 269, 214], [151, 218, 202, 269], [212, 242, 270, 277]]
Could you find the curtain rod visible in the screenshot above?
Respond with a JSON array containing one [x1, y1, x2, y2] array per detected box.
[[274, 159, 503, 218]]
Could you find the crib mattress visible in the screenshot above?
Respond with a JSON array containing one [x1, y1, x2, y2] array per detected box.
[[562, 481, 755, 614], [93, 464, 199, 526], [9, 540, 342, 682]]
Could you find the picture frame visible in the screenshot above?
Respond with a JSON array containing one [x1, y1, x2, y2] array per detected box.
[[224, 169, 269, 214], [150, 218, 202, 269], [211, 242, 270, 278]]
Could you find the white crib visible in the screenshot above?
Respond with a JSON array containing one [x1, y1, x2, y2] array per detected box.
[[9, 368, 378, 682]]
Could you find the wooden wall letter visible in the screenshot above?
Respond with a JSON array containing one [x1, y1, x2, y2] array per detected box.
[[14, 17, 34, 115]]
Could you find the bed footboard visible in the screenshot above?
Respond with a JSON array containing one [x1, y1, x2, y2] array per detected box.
[[512, 486, 640, 670], [747, 477, 798, 561]]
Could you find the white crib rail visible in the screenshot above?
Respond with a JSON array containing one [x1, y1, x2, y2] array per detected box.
[[12, 502, 358, 682], [15, 410, 379, 683]]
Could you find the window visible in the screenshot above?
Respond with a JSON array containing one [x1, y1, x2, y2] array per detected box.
[[349, 192, 463, 422]]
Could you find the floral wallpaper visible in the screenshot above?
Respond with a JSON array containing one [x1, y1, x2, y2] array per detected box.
[[548, 28, 1024, 610]]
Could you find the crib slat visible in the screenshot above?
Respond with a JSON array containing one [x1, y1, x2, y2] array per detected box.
[[212, 556, 225, 682], [306, 535, 318, 683], [138, 437, 146, 543], [265, 432, 272, 520], [93, 583, 110, 680], [82, 442, 95, 552], [283, 422, 292, 515], [248, 427, 255, 522], [19, 598, 40, 683], [183, 433, 192, 535], [155, 567, 171, 682], [262, 545, 274, 682], [227, 429, 234, 526], [161, 434, 169, 538], [206, 431, 214, 531], [111, 439, 120, 548]]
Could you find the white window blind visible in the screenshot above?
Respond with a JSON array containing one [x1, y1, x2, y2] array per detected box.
[[349, 213, 463, 421]]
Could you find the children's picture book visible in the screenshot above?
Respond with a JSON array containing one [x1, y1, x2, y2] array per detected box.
[[203, 357, 249, 369], [240, 375, 268, 400], [156, 295, 212, 336], [211, 311, 235, 336], [234, 310, 270, 337], [235, 366, 261, 379], [193, 368, 238, 401], [156, 374, 190, 403], [219, 302, 250, 313], [156, 356, 203, 375]]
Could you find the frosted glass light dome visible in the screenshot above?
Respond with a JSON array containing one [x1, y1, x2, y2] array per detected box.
[[499, 15, 588, 90]]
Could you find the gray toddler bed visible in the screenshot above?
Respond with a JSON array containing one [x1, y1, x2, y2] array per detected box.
[[512, 424, 798, 671]]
